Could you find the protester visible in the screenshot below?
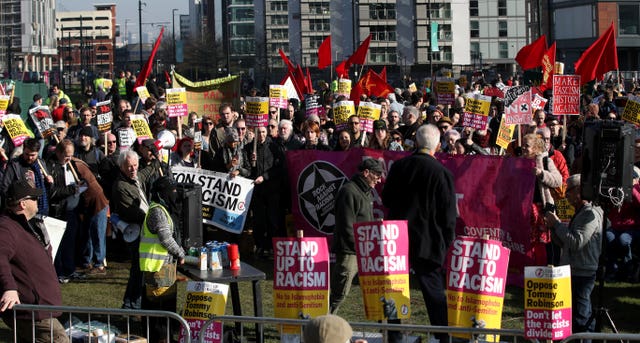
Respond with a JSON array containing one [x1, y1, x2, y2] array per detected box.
[[334, 130, 352, 152], [277, 119, 304, 152], [398, 106, 420, 150], [140, 176, 185, 341], [330, 159, 384, 314], [303, 121, 331, 151], [171, 137, 196, 168], [209, 103, 235, 154], [382, 124, 456, 343], [0, 180, 69, 342], [347, 115, 368, 147], [545, 174, 603, 335], [212, 127, 250, 178]]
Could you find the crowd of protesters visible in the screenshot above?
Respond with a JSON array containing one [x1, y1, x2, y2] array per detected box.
[[0, 69, 638, 320]]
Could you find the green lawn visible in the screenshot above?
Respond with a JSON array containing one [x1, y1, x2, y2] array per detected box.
[[2, 253, 639, 342]]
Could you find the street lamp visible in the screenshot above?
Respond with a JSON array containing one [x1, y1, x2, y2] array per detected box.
[[172, 9, 178, 65], [138, 0, 146, 71]]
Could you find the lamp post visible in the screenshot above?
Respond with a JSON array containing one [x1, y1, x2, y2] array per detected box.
[[172, 9, 178, 65], [138, 0, 146, 72]]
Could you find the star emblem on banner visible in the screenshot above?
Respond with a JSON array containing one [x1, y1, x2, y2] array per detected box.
[[298, 162, 347, 233]]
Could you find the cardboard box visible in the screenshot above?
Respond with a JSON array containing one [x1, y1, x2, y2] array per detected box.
[[115, 334, 147, 343]]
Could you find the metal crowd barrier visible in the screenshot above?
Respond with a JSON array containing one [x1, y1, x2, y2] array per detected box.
[[560, 332, 640, 343], [11, 304, 191, 343], [197, 315, 526, 343]]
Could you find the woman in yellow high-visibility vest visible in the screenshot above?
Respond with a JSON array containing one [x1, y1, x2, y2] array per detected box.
[[139, 176, 185, 341]]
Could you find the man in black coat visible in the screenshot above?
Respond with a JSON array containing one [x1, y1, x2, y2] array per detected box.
[[382, 124, 457, 342]]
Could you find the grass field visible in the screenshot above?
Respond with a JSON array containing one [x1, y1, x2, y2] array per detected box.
[[2, 250, 640, 342]]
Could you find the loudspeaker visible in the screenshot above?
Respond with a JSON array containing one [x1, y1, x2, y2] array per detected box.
[[176, 183, 203, 248], [581, 120, 634, 205]]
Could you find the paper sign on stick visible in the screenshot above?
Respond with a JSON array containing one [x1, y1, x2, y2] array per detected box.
[[524, 265, 572, 340], [354, 220, 411, 321], [333, 101, 355, 131], [130, 114, 152, 142], [245, 96, 269, 127], [166, 88, 188, 118], [552, 75, 581, 116], [270, 85, 288, 109], [179, 281, 228, 343], [622, 95, 640, 126], [356, 102, 381, 133], [462, 94, 492, 130], [136, 86, 150, 104], [96, 100, 113, 133], [3, 114, 31, 146]]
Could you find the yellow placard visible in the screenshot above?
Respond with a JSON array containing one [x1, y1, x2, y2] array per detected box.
[[166, 88, 187, 105], [0, 95, 10, 112], [360, 274, 411, 321], [2, 114, 31, 145], [524, 265, 572, 340], [338, 79, 352, 96], [622, 96, 640, 126], [357, 102, 381, 120], [436, 79, 455, 93], [130, 114, 152, 139], [465, 96, 491, 116], [103, 79, 113, 91], [332, 100, 355, 125], [495, 115, 515, 150], [269, 85, 287, 99], [408, 83, 417, 93], [136, 86, 150, 103], [246, 96, 270, 115], [555, 197, 575, 222], [181, 281, 228, 342]]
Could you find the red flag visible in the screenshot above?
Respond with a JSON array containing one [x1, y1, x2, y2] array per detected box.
[[350, 69, 394, 106], [279, 49, 296, 72], [515, 35, 547, 70], [317, 36, 332, 70], [348, 34, 372, 66], [295, 64, 307, 94], [135, 27, 165, 89], [335, 60, 349, 79], [164, 70, 172, 85], [539, 42, 556, 91], [574, 22, 618, 85], [380, 66, 388, 83], [306, 67, 314, 94]]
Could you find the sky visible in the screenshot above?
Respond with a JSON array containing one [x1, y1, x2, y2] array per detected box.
[[56, 0, 189, 43]]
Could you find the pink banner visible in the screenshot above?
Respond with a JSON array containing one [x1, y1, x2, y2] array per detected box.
[[287, 149, 535, 285]]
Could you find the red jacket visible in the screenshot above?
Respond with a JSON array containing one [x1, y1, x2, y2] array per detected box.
[[609, 183, 640, 231], [549, 148, 569, 183]]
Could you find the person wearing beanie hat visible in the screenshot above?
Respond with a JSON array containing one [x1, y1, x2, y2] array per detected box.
[[211, 126, 249, 178], [303, 315, 354, 343], [331, 158, 383, 314]]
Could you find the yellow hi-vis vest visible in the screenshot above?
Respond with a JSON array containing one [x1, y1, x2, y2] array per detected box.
[[139, 203, 173, 272], [116, 77, 126, 96]]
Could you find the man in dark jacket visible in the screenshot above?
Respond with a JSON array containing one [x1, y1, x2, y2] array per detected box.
[[382, 124, 457, 342], [330, 158, 384, 314], [0, 180, 69, 342]]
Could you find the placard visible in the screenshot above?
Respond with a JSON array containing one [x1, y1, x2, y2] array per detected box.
[[179, 281, 228, 343], [621, 95, 640, 126], [0, 95, 10, 117], [435, 78, 456, 105], [166, 88, 188, 118], [531, 94, 548, 112], [552, 75, 580, 116], [136, 86, 150, 104], [461, 94, 492, 130], [524, 265, 572, 340], [332, 100, 355, 131], [96, 100, 113, 133], [354, 220, 411, 321], [504, 89, 532, 126], [130, 114, 152, 142], [28, 106, 56, 138], [305, 94, 322, 118], [495, 115, 515, 150], [337, 79, 352, 97], [269, 85, 288, 109], [245, 96, 269, 127], [3, 114, 31, 146], [356, 102, 381, 133]]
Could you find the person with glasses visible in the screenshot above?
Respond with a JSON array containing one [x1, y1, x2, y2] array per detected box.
[[0, 180, 70, 343], [536, 127, 569, 185], [398, 106, 420, 150], [347, 115, 368, 147], [234, 118, 253, 148], [331, 159, 384, 314], [382, 125, 457, 343], [269, 106, 279, 121], [267, 119, 279, 140], [544, 174, 603, 335]]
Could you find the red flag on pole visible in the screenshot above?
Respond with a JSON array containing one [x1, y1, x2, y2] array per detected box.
[[515, 35, 547, 70], [295, 64, 307, 94], [135, 27, 165, 89], [317, 36, 331, 70], [574, 22, 618, 85], [348, 34, 372, 66], [539, 42, 556, 92], [350, 69, 394, 106], [306, 67, 314, 94], [335, 60, 349, 79], [279, 49, 296, 72], [380, 66, 388, 83]]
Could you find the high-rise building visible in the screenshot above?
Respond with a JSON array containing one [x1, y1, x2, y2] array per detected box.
[[0, 0, 57, 77]]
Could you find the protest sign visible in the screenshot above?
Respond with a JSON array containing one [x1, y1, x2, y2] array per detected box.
[[193, 118, 203, 150], [102, 79, 113, 91], [286, 149, 536, 286], [332, 100, 355, 130], [172, 166, 254, 233], [462, 94, 492, 130], [135, 86, 150, 104], [117, 127, 136, 150], [531, 94, 548, 112], [354, 220, 410, 321], [524, 265, 572, 340], [179, 281, 228, 343], [28, 106, 56, 138], [435, 78, 456, 105], [408, 83, 417, 93], [0, 94, 10, 117], [337, 79, 352, 97], [446, 236, 510, 341], [554, 197, 575, 223], [621, 95, 640, 126], [245, 96, 269, 127], [96, 100, 113, 133], [552, 75, 581, 116], [166, 88, 189, 118], [3, 114, 32, 146], [356, 101, 381, 133], [495, 115, 515, 150], [503, 86, 530, 107], [130, 114, 152, 142], [504, 89, 532, 125], [173, 72, 241, 122], [305, 94, 322, 118], [273, 237, 329, 334], [269, 84, 288, 109]]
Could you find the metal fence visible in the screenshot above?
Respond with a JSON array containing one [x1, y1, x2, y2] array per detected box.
[[11, 304, 191, 343]]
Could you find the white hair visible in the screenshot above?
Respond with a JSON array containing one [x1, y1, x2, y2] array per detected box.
[[444, 129, 460, 141], [118, 149, 140, 169], [415, 124, 440, 153]]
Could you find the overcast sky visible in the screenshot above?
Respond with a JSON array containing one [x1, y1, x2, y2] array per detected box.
[[56, 0, 189, 42]]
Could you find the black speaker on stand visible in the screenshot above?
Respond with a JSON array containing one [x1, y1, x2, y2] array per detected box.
[[176, 183, 203, 249], [581, 119, 634, 335]]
